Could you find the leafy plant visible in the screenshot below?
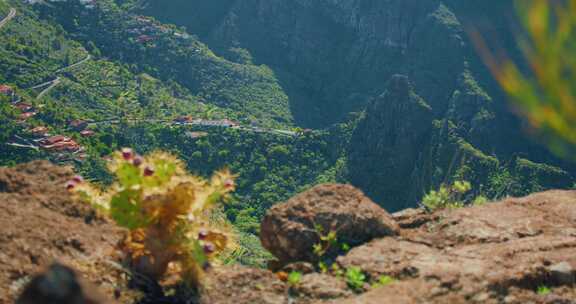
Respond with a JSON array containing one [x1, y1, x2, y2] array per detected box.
[[70, 148, 237, 286], [476, 1, 576, 157], [372, 275, 395, 288], [421, 180, 471, 211], [537, 285, 551, 296], [287, 271, 302, 287], [345, 267, 366, 292], [312, 224, 339, 258], [472, 195, 489, 206]]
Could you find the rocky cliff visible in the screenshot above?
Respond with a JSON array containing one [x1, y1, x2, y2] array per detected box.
[[5, 162, 576, 303], [143, 0, 465, 127]]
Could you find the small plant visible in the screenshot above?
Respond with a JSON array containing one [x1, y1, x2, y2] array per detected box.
[[69, 148, 237, 286], [372, 275, 395, 288], [287, 271, 302, 286], [312, 224, 339, 258], [421, 180, 471, 211], [537, 285, 551, 296], [345, 267, 366, 292], [472, 195, 489, 206]]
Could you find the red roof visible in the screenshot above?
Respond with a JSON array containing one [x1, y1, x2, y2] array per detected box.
[[43, 140, 80, 152], [0, 85, 13, 94], [29, 126, 48, 134], [174, 115, 193, 123], [15, 103, 33, 112], [80, 130, 95, 137], [40, 135, 68, 145], [19, 112, 37, 120], [69, 119, 88, 127]]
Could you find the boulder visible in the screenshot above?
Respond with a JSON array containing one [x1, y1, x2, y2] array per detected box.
[[260, 184, 399, 264], [16, 263, 115, 304]]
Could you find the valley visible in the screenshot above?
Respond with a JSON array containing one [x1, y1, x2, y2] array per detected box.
[[1, 0, 576, 303]]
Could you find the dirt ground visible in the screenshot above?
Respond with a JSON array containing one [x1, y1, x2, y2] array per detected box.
[[0, 161, 133, 303]]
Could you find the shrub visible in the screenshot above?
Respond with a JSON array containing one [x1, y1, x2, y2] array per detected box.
[[69, 148, 237, 286], [345, 267, 366, 292], [421, 180, 471, 211], [537, 285, 551, 296]]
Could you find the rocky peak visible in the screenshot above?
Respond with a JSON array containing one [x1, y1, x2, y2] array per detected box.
[[346, 75, 433, 211]]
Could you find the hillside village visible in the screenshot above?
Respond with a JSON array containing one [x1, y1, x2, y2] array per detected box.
[[2, 78, 309, 165], [2, 84, 90, 163]]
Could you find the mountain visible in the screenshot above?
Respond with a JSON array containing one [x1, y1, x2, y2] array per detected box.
[[135, 0, 575, 210]]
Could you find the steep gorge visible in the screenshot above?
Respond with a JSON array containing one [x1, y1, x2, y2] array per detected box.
[[139, 0, 575, 211]]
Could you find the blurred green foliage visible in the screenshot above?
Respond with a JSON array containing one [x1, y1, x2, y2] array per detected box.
[[484, 1, 576, 157]]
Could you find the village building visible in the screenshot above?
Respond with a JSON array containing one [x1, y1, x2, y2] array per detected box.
[[18, 111, 37, 121], [173, 115, 193, 123], [0, 85, 14, 96], [28, 126, 49, 137], [136, 35, 154, 43], [69, 119, 88, 131], [185, 131, 209, 139], [221, 119, 239, 127], [135, 16, 153, 24], [15, 102, 34, 112], [43, 140, 80, 152], [80, 129, 95, 137], [39, 135, 69, 146]]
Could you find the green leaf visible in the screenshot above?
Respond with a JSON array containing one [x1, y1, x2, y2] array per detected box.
[[346, 267, 366, 291], [153, 158, 177, 185], [341, 243, 351, 252], [537, 285, 551, 295], [190, 239, 208, 267], [116, 162, 142, 189], [109, 189, 147, 229], [318, 261, 328, 273]]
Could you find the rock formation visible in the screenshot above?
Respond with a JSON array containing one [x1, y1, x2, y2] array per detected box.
[[260, 184, 399, 264]]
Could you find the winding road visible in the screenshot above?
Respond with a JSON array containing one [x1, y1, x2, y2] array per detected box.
[[29, 54, 92, 99], [55, 54, 92, 73], [36, 77, 61, 99], [0, 8, 15, 30]]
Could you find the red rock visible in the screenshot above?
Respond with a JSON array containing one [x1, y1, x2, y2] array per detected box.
[[260, 184, 399, 264]]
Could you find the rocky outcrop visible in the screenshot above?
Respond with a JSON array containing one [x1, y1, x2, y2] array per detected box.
[[335, 190, 576, 303], [16, 263, 114, 304], [0, 161, 127, 303], [230, 187, 576, 303], [260, 184, 399, 264], [2, 160, 576, 303]]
